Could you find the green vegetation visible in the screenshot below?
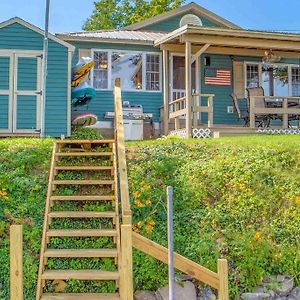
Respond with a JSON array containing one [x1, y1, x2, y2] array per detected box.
[[0, 136, 299, 299], [83, 0, 184, 30], [70, 128, 104, 140]]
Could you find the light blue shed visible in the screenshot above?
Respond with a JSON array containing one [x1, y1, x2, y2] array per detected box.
[[0, 17, 74, 137]]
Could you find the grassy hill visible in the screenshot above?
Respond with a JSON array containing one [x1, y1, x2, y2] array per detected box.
[[0, 136, 299, 299]]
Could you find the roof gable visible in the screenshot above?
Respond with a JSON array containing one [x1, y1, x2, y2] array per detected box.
[[0, 17, 75, 51], [124, 2, 240, 31]]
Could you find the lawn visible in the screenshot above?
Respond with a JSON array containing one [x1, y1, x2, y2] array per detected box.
[[0, 136, 299, 299]]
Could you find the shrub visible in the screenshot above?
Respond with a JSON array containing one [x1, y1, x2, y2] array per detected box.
[[71, 128, 103, 140]]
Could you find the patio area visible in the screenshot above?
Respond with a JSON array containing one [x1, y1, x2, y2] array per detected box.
[[156, 25, 300, 137]]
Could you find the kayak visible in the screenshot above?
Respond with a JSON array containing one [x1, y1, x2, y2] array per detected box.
[[72, 112, 98, 127], [71, 82, 96, 107], [72, 57, 95, 87]]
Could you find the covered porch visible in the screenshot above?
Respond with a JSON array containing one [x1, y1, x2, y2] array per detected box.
[[155, 25, 300, 137]]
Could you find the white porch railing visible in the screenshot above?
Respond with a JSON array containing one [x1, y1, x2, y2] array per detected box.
[[168, 94, 214, 132], [249, 96, 300, 128]]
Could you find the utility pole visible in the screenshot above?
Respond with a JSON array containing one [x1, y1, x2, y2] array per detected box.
[[41, 0, 50, 138]]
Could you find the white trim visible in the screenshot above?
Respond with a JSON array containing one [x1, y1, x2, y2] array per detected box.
[[0, 17, 75, 51], [91, 48, 162, 92], [67, 50, 72, 136], [13, 51, 43, 134], [124, 2, 240, 30], [0, 51, 13, 133], [244, 61, 300, 97]]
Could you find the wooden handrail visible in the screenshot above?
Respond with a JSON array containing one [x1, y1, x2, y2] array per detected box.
[[114, 78, 132, 223], [192, 93, 215, 97], [132, 232, 229, 300], [114, 78, 134, 300], [250, 96, 300, 100], [169, 96, 186, 106]]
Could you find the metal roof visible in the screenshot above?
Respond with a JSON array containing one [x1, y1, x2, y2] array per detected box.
[[57, 30, 167, 44]]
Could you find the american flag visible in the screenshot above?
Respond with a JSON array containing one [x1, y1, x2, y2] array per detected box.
[[204, 68, 231, 86]]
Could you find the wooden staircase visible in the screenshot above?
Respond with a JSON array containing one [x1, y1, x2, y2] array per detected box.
[[36, 78, 229, 300], [36, 139, 123, 300]]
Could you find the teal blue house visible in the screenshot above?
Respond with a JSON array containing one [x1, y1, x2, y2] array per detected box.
[[56, 2, 300, 137], [0, 17, 74, 137], [2, 2, 300, 137]]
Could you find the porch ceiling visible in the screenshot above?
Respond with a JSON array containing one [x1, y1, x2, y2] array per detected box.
[[154, 25, 300, 57]]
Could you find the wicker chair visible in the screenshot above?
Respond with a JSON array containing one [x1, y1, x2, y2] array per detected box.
[[246, 87, 271, 127]]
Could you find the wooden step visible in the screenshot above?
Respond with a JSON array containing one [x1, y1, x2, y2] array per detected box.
[[48, 211, 116, 219], [50, 195, 115, 201], [47, 229, 117, 238], [41, 270, 119, 280], [52, 180, 114, 185], [55, 166, 114, 171], [41, 293, 120, 300], [44, 249, 118, 258], [56, 139, 115, 144], [56, 152, 113, 157]]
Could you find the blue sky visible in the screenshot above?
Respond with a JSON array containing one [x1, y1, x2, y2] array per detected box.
[[1, 0, 300, 33]]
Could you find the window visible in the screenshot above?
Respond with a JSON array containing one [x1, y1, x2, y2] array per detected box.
[[92, 50, 161, 91], [146, 54, 160, 91], [111, 52, 143, 90], [93, 51, 109, 89], [291, 67, 300, 96], [245, 62, 300, 97], [246, 64, 259, 88], [262, 65, 288, 96]]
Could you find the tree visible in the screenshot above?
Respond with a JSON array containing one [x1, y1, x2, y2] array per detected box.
[[83, 0, 185, 30]]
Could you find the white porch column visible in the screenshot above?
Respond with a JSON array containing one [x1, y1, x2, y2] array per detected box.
[[185, 41, 192, 138], [163, 49, 169, 135]]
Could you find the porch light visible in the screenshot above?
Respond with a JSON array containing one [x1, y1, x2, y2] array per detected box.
[[263, 50, 281, 63]]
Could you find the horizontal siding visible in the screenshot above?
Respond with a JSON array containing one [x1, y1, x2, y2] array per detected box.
[[143, 12, 220, 32], [70, 41, 164, 123], [0, 22, 69, 137], [74, 90, 163, 122], [200, 54, 241, 125], [0, 56, 10, 90], [0, 95, 9, 129]]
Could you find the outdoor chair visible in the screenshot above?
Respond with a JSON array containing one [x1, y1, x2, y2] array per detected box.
[[246, 87, 271, 127], [230, 93, 249, 126]]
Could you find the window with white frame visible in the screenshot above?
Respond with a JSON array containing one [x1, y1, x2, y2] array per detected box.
[[245, 63, 300, 97], [291, 67, 300, 96], [93, 51, 109, 89], [146, 54, 160, 91], [93, 50, 161, 91], [246, 64, 259, 88]]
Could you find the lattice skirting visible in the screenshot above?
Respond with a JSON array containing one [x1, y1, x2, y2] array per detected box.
[[192, 128, 211, 138], [169, 128, 211, 139], [257, 128, 300, 135], [169, 129, 187, 138]]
